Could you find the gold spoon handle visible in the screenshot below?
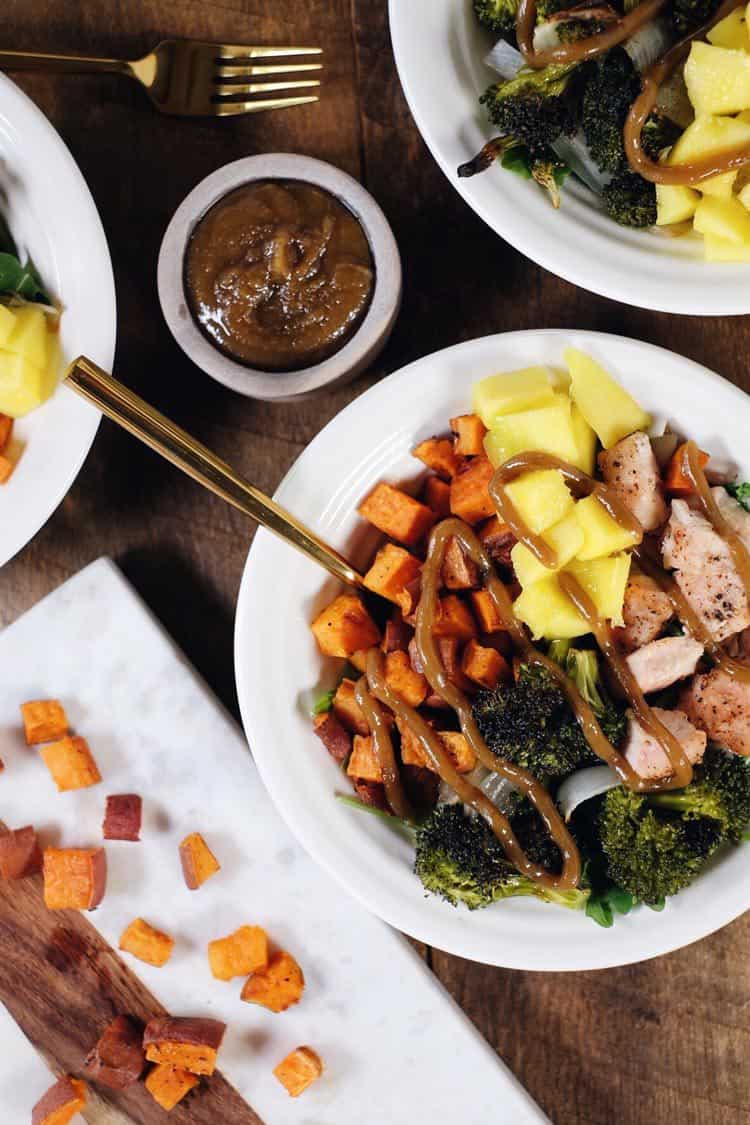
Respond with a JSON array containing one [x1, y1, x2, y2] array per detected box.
[[65, 356, 364, 589]]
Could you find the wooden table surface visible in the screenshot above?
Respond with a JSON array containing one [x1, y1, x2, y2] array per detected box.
[[0, 2, 748, 1123]]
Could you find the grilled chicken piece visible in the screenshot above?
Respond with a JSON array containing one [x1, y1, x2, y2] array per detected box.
[[626, 635, 703, 694], [661, 499, 750, 643], [623, 707, 707, 780], [616, 573, 674, 653], [598, 432, 668, 532], [712, 486, 750, 548], [679, 668, 750, 757]]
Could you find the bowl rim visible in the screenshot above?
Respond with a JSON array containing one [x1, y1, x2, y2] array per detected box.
[[157, 153, 402, 402]]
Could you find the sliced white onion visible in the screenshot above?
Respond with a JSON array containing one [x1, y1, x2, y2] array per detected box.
[[557, 765, 621, 822], [624, 17, 673, 73], [533, 21, 564, 52], [484, 39, 524, 79], [552, 131, 612, 194], [480, 771, 519, 814]]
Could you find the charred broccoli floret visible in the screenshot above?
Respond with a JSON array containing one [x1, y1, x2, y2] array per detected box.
[[641, 113, 682, 160], [650, 745, 750, 844], [672, 0, 722, 34], [602, 171, 657, 227], [598, 787, 723, 904], [414, 803, 588, 911], [480, 62, 582, 158], [473, 0, 521, 33], [581, 48, 640, 175]]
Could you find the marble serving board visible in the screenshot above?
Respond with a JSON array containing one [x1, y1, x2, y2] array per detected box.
[[0, 558, 548, 1124]]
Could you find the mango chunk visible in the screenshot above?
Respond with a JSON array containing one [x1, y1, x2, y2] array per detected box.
[[565, 554, 632, 627], [0, 350, 55, 418], [513, 577, 588, 640], [699, 170, 737, 198], [684, 42, 750, 116], [503, 468, 573, 535], [707, 6, 748, 49], [703, 233, 750, 260], [510, 510, 584, 587], [570, 404, 597, 474], [0, 305, 16, 348], [669, 114, 750, 169], [472, 366, 554, 426], [694, 194, 750, 244], [737, 182, 750, 209], [566, 348, 651, 450], [575, 495, 642, 560], [7, 306, 48, 369], [484, 394, 579, 467], [656, 183, 700, 225]]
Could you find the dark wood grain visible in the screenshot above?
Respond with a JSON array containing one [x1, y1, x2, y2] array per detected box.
[[0, 1, 748, 1124], [0, 868, 262, 1123]]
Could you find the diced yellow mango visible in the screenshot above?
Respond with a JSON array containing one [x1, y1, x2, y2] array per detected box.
[[565, 348, 651, 450], [510, 510, 584, 587], [513, 577, 588, 640], [483, 394, 580, 467], [707, 7, 748, 49], [565, 555, 632, 627], [570, 404, 597, 475], [472, 367, 554, 426], [504, 468, 574, 535], [694, 194, 750, 244], [698, 170, 737, 198], [7, 306, 48, 369], [737, 182, 750, 209], [0, 305, 16, 348], [669, 114, 750, 169], [549, 366, 571, 393], [656, 183, 700, 225], [575, 495, 642, 560], [703, 232, 750, 260], [684, 43, 750, 116], [0, 350, 56, 417]]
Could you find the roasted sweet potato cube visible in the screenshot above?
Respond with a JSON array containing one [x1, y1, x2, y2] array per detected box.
[[349, 647, 376, 673], [422, 475, 451, 518], [346, 735, 382, 783], [399, 724, 476, 774], [119, 917, 175, 967], [241, 950, 305, 1013], [462, 639, 510, 690], [436, 636, 475, 693], [145, 1063, 199, 1111], [83, 1015, 144, 1090], [384, 650, 428, 707], [332, 678, 368, 735], [358, 482, 435, 546], [43, 847, 107, 910], [0, 824, 41, 879], [382, 611, 413, 654], [412, 437, 461, 480], [0, 413, 11, 453], [311, 594, 381, 658], [21, 699, 68, 745], [479, 516, 515, 567], [432, 595, 477, 641], [32, 1075, 86, 1125], [103, 794, 142, 841], [442, 536, 480, 590], [143, 1016, 226, 1077], [450, 413, 487, 457], [0, 453, 12, 483], [208, 924, 269, 981], [450, 457, 495, 525], [352, 778, 389, 809], [274, 1046, 323, 1098], [179, 832, 220, 890], [41, 736, 101, 792], [313, 711, 352, 763], [363, 543, 422, 607], [470, 589, 505, 634]]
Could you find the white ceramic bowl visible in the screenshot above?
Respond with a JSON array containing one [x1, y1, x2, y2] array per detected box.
[[158, 154, 402, 402], [388, 0, 750, 316], [0, 74, 116, 566], [235, 329, 750, 970]]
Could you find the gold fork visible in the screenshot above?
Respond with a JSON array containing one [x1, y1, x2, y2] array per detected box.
[[0, 40, 322, 117]]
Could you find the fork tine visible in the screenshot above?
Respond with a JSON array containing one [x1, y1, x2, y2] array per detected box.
[[216, 44, 322, 59], [214, 79, 320, 98], [213, 95, 319, 116], [213, 61, 322, 78]]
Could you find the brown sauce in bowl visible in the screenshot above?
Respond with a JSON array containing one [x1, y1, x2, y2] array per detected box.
[[185, 180, 374, 372]]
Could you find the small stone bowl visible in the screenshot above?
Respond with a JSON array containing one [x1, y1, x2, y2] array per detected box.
[[157, 153, 402, 403]]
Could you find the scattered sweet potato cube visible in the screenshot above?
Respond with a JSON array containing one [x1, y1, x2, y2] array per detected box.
[[143, 1016, 226, 1077], [358, 482, 435, 546], [241, 950, 305, 1013], [313, 712, 352, 764], [449, 457, 495, 524], [103, 794, 142, 841], [0, 412, 11, 452], [470, 589, 505, 634], [422, 475, 451, 518], [0, 453, 13, 483], [274, 1046, 323, 1098], [462, 639, 510, 690], [363, 543, 422, 607], [436, 636, 475, 693], [32, 1075, 86, 1125], [0, 824, 41, 879], [450, 413, 487, 457], [311, 594, 381, 658], [179, 832, 220, 890], [40, 736, 101, 792], [412, 437, 461, 480], [119, 917, 175, 967], [432, 595, 477, 641], [397, 574, 422, 622], [332, 678, 368, 734], [479, 516, 515, 567], [384, 650, 428, 707], [346, 735, 382, 783], [441, 536, 480, 590], [400, 725, 476, 774], [349, 648, 376, 673], [43, 847, 107, 910], [208, 924, 269, 981], [145, 1063, 199, 1111], [83, 1015, 144, 1090], [21, 699, 68, 745]]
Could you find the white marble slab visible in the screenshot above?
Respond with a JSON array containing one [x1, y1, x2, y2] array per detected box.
[[0, 558, 548, 1124]]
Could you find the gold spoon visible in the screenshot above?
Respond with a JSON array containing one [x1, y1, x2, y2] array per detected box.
[[65, 356, 364, 589]]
